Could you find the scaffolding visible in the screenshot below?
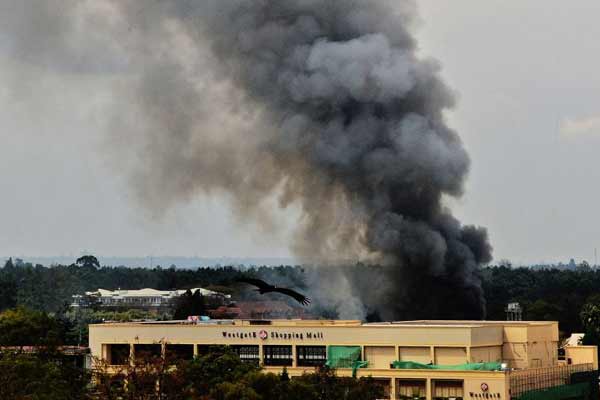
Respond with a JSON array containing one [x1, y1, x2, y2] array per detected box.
[[509, 363, 595, 398]]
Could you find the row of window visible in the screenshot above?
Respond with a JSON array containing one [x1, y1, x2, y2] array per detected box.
[[227, 345, 328, 367], [106, 344, 327, 367], [396, 379, 464, 400], [101, 297, 166, 304]]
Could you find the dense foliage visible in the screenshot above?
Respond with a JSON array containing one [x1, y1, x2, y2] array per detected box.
[[172, 289, 207, 320], [0, 258, 304, 313], [93, 347, 384, 400], [481, 266, 600, 334], [0, 351, 90, 400], [3, 257, 600, 334]]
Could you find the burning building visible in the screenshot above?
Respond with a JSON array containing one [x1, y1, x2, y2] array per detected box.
[[89, 318, 598, 399]]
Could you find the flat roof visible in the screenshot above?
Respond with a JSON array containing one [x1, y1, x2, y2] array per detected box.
[[90, 319, 556, 328]]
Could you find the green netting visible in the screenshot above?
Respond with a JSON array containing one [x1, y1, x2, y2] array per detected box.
[[514, 382, 590, 400], [326, 346, 362, 369], [391, 360, 502, 371], [325, 346, 368, 377]]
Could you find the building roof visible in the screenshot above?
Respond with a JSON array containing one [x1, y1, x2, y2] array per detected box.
[[91, 319, 555, 329], [564, 333, 585, 346], [387, 320, 558, 327], [86, 287, 228, 298]]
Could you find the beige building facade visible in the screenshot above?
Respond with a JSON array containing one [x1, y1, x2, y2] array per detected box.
[[89, 319, 597, 400]]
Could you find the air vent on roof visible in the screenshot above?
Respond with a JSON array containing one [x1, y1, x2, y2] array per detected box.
[[249, 320, 272, 325]]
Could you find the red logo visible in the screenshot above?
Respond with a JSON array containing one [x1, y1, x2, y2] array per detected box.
[[258, 330, 268, 340], [481, 383, 489, 392]]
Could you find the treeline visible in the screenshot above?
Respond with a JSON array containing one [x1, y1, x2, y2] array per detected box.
[[0, 257, 305, 313], [3, 257, 600, 334], [481, 266, 600, 334]]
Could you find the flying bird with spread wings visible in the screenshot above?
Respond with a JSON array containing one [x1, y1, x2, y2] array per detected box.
[[236, 278, 311, 306]]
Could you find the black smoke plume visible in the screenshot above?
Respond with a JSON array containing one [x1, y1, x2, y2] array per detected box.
[[1, 0, 492, 320]]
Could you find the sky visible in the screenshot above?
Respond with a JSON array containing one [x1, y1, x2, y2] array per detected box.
[[1, 1, 599, 265]]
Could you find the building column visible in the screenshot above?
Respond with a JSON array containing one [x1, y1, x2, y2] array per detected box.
[[426, 378, 432, 400], [130, 343, 135, 366], [193, 344, 199, 358], [292, 345, 297, 367], [466, 346, 472, 363], [429, 346, 435, 364], [259, 345, 264, 367], [390, 377, 396, 400]]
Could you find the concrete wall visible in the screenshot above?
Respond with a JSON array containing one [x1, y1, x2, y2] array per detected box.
[[364, 346, 396, 369], [566, 346, 598, 369], [398, 347, 431, 364], [503, 342, 528, 369], [470, 346, 502, 363], [434, 347, 468, 365], [528, 340, 558, 368]]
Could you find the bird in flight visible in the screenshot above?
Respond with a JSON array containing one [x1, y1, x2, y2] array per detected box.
[[236, 277, 311, 306]]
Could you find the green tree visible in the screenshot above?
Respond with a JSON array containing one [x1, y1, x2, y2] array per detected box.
[[0, 352, 89, 400], [581, 303, 600, 348], [0, 307, 64, 347], [213, 382, 260, 400], [180, 346, 259, 395], [76, 254, 100, 269], [172, 289, 206, 320], [526, 299, 563, 321]]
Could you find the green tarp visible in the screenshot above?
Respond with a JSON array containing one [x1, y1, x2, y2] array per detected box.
[[325, 346, 368, 377], [392, 360, 502, 371]]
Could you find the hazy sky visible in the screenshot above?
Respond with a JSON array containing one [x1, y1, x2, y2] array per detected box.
[[1, 1, 599, 265]]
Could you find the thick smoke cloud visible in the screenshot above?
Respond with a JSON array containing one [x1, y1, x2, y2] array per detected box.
[[1, 0, 492, 320]]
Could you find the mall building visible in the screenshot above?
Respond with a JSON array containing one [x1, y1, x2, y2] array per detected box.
[[89, 319, 598, 400]]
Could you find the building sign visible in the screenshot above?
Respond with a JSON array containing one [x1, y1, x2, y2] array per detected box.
[[221, 330, 324, 340], [467, 384, 503, 398], [468, 391, 501, 398]]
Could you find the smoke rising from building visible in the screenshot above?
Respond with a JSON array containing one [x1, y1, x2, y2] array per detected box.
[[1, 0, 492, 320]]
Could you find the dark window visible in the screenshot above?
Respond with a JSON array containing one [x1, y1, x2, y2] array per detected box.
[[297, 346, 326, 367], [134, 344, 162, 360], [396, 379, 426, 400], [197, 345, 211, 357], [231, 345, 260, 365], [264, 345, 293, 366], [165, 344, 194, 363], [108, 344, 130, 365]]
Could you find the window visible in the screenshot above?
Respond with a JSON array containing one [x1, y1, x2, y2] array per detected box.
[[108, 344, 130, 365], [297, 346, 326, 367], [396, 379, 426, 400], [432, 380, 464, 400], [231, 345, 260, 365], [165, 344, 195, 363], [372, 379, 391, 400], [134, 344, 162, 361], [263, 345, 293, 366]]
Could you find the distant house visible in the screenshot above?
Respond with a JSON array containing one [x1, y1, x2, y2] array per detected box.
[[71, 288, 230, 310]]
